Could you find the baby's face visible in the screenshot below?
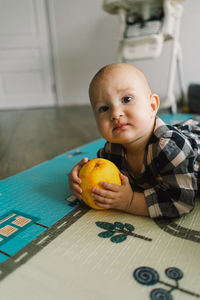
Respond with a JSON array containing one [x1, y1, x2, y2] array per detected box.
[[90, 64, 159, 148]]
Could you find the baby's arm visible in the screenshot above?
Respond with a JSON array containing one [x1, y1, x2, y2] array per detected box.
[[143, 132, 198, 218], [68, 157, 88, 200], [92, 173, 149, 216]]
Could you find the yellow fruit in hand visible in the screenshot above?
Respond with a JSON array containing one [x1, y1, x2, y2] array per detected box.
[[79, 158, 121, 209]]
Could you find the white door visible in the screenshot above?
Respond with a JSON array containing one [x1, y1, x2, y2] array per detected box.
[[0, 0, 56, 109]]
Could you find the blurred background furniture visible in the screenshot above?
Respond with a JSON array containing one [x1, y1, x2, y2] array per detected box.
[[103, 0, 186, 113]]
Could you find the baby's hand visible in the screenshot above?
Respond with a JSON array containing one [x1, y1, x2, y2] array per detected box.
[[91, 173, 133, 211], [68, 157, 88, 200]]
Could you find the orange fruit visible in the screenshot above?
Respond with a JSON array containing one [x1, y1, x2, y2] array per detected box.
[[79, 158, 121, 209]]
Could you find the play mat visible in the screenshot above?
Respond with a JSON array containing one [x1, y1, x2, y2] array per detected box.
[[0, 114, 199, 300]]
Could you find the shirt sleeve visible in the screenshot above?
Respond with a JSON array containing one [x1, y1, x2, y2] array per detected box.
[[144, 131, 198, 218]]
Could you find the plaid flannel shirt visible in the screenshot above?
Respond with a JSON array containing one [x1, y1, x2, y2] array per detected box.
[[98, 117, 200, 218]]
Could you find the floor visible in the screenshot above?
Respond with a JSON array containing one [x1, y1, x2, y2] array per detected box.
[[0, 104, 189, 180], [0, 106, 101, 179]]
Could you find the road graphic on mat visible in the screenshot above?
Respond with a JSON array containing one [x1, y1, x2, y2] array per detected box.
[[0, 202, 89, 281]]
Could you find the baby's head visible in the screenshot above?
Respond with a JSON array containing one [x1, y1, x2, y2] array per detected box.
[[89, 63, 152, 103], [89, 63, 159, 146]]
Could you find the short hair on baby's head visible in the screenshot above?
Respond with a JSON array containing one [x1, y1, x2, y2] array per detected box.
[[89, 63, 152, 102]]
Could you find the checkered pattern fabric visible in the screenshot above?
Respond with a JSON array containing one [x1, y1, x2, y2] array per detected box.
[[98, 117, 200, 218]]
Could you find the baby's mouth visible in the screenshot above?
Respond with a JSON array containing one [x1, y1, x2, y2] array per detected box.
[[113, 122, 128, 131]]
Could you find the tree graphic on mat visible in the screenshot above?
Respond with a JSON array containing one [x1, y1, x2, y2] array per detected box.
[[133, 266, 200, 299], [96, 221, 152, 243]]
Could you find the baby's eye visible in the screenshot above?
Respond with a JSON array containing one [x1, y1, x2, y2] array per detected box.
[[122, 96, 132, 103], [99, 105, 109, 113]]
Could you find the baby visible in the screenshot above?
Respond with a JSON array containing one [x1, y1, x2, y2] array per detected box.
[[68, 63, 200, 218]]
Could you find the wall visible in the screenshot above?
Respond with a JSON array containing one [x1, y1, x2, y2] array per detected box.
[[51, 0, 200, 106], [50, 0, 119, 106]]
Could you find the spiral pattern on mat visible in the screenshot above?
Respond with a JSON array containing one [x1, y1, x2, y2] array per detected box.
[[150, 288, 173, 300], [165, 267, 183, 280], [133, 266, 159, 285]]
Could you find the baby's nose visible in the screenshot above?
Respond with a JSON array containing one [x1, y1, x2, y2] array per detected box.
[[111, 106, 123, 120]]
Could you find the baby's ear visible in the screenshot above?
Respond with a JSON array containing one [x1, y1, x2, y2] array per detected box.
[[150, 94, 159, 113]]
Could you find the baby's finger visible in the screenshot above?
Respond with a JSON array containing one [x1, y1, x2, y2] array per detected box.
[[99, 181, 120, 191], [94, 201, 111, 209], [78, 157, 89, 166], [120, 173, 129, 185], [93, 194, 113, 205], [76, 157, 89, 171], [69, 169, 82, 185], [70, 170, 81, 184], [72, 191, 82, 200], [68, 173, 80, 185], [71, 158, 89, 181], [91, 188, 114, 201], [72, 182, 82, 194]]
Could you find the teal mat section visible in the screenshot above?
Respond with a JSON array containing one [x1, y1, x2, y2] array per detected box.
[[159, 113, 193, 124], [0, 138, 105, 263]]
